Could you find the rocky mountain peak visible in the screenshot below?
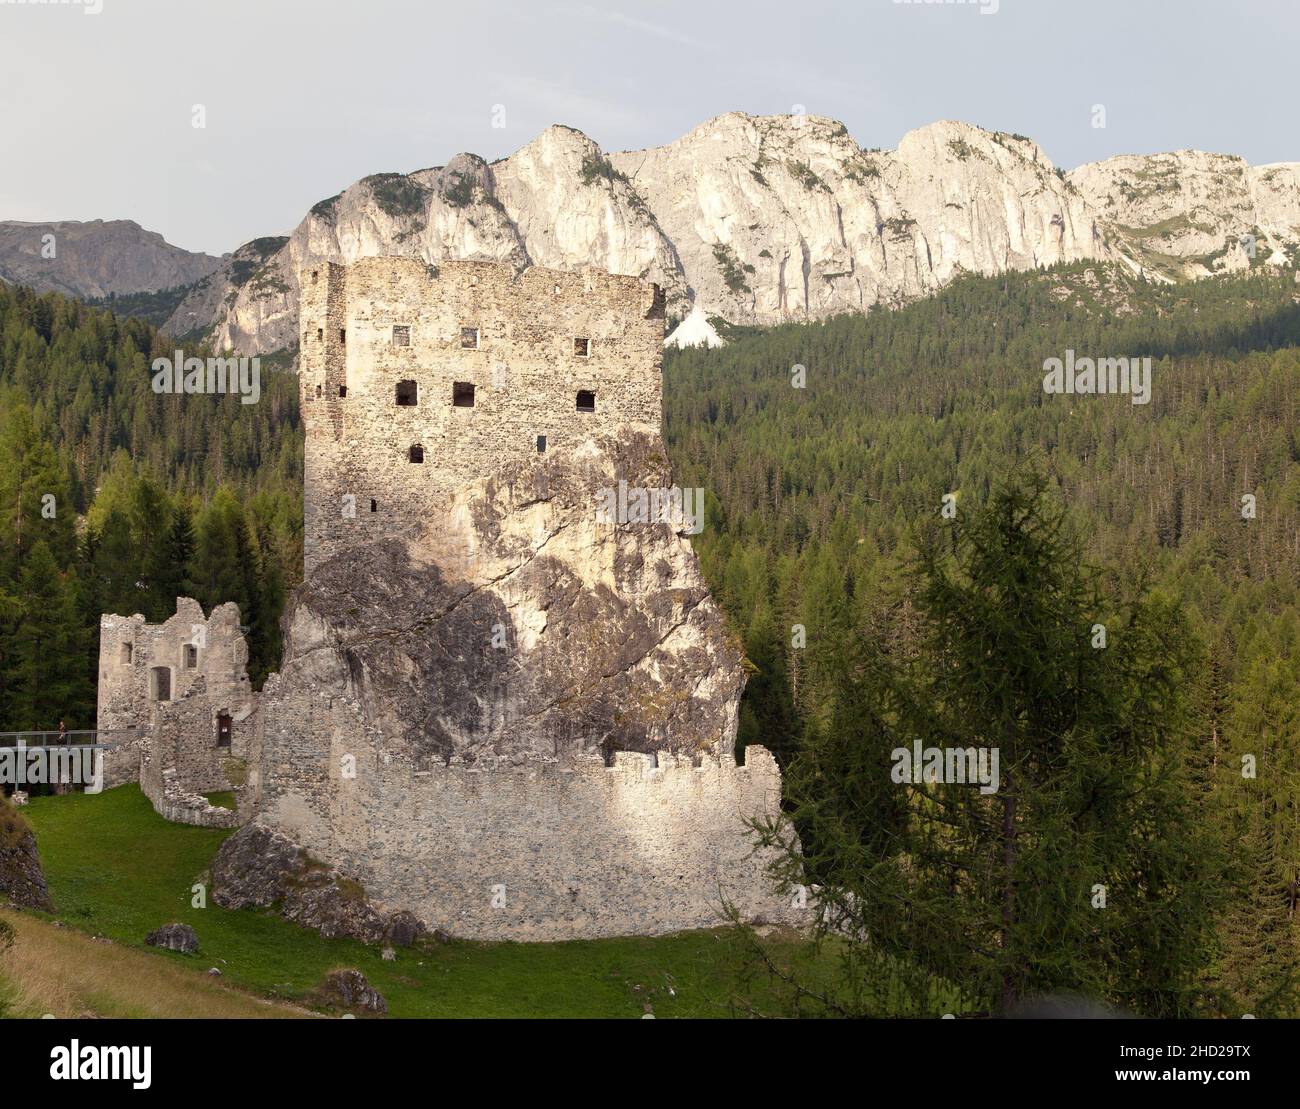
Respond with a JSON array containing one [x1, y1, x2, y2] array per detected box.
[[155, 111, 1299, 354]]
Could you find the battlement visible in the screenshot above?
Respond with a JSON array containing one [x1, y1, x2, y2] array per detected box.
[[299, 258, 666, 572], [253, 721, 796, 940]]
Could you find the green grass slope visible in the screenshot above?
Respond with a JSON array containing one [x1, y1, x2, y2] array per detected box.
[[13, 786, 813, 1018]]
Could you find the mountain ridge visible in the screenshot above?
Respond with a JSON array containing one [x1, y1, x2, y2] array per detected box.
[[0, 218, 224, 300], [6, 114, 1298, 350], [183, 112, 1296, 354]]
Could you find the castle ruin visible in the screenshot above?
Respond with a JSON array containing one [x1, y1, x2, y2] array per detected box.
[[97, 258, 799, 940]]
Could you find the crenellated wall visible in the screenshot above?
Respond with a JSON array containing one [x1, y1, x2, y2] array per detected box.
[[249, 685, 800, 939]]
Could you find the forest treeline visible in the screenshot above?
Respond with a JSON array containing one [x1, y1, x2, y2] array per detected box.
[[1, 261, 1297, 1015], [663, 262, 1300, 1016], [0, 282, 302, 729]]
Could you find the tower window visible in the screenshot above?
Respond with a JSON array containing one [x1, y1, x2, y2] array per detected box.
[[536, 435, 546, 453], [392, 325, 411, 347], [370, 499, 378, 513], [121, 642, 133, 664], [574, 337, 590, 357], [183, 644, 198, 669], [453, 381, 476, 407], [317, 328, 323, 342], [460, 326, 480, 349], [315, 384, 322, 398], [150, 666, 171, 703], [216, 713, 232, 749], [312, 270, 318, 283], [576, 390, 596, 412], [338, 385, 347, 397], [339, 328, 346, 345], [409, 445, 424, 463], [396, 380, 418, 406]]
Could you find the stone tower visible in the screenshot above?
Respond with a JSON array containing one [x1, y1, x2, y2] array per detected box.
[[298, 257, 666, 572], [102, 255, 799, 941]]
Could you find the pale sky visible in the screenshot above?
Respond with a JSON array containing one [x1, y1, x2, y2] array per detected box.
[[1, 0, 1295, 256]]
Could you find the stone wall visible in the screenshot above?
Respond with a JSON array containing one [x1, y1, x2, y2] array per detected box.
[[299, 257, 666, 571], [250, 697, 799, 939]]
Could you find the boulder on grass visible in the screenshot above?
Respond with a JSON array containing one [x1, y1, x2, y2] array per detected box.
[[145, 922, 198, 954], [320, 969, 386, 1014]]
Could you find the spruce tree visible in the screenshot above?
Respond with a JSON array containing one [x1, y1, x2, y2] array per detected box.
[[10, 541, 87, 730], [752, 475, 1226, 1016]]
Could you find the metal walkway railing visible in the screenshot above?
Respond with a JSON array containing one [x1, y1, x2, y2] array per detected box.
[[0, 730, 120, 750]]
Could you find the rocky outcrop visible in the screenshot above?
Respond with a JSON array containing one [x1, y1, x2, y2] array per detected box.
[[1070, 152, 1300, 278], [273, 429, 742, 764], [0, 798, 53, 912], [210, 824, 425, 946], [180, 113, 1300, 355], [0, 219, 222, 300], [318, 969, 386, 1014], [163, 235, 287, 340], [144, 922, 199, 954]]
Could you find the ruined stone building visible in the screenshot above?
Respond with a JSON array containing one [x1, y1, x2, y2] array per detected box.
[[97, 258, 799, 940], [97, 598, 253, 827]]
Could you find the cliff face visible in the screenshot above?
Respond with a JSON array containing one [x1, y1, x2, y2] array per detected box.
[[610, 115, 1107, 321], [264, 429, 742, 765], [176, 112, 1300, 354], [0, 219, 222, 299], [1069, 152, 1300, 277]]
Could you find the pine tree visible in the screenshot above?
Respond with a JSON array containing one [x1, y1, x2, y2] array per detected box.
[[9, 541, 88, 730]]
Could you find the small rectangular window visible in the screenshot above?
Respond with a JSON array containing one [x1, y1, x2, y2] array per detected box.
[[392, 325, 411, 347], [460, 326, 480, 349], [338, 385, 347, 398], [216, 713, 232, 748], [574, 337, 590, 357], [339, 328, 346, 345], [317, 328, 323, 342], [453, 382, 476, 407], [183, 644, 198, 669], [121, 643, 133, 664], [536, 435, 546, 453], [396, 380, 417, 406], [370, 499, 378, 513], [576, 389, 596, 413], [409, 445, 425, 464]]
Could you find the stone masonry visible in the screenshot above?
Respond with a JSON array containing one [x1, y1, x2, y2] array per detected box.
[[299, 257, 665, 572], [96, 598, 253, 827]]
